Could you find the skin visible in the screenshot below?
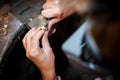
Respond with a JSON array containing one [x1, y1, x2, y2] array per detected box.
[[22, 28, 56, 80], [23, 1, 79, 79], [41, 0, 76, 30], [41, 0, 92, 29], [22, 0, 101, 80]]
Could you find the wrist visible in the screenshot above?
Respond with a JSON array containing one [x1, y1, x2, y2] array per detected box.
[[41, 69, 57, 80]]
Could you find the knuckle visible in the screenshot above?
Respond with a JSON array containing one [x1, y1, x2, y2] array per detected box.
[[47, 48, 53, 53], [27, 35, 32, 40], [26, 51, 35, 59], [29, 49, 40, 58]]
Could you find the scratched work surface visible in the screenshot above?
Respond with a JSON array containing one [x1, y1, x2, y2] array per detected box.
[[0, 5, 22, 64], [10, 0, 45, 23]]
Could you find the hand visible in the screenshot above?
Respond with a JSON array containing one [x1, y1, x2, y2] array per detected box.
[[22, 28, 56, 80], [41, 0, 77, 29]]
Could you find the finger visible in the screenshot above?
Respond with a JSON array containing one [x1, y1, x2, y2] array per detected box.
[[25, 28, 45, 58], [22, 28, 35, 49], [24, 28, 35, 39], [42, 31, 51, 51], [48, 28, 56, 36], [26, 28, 44, 50], [48, 18, 62, 30], [25, 28, 44, 57], [32, 28, 45, 44], [41, 9, 61, 18], [24, 28, 39, 53]]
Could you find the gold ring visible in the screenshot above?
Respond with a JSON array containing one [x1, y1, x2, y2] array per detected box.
[[39, 26, 48, 31]]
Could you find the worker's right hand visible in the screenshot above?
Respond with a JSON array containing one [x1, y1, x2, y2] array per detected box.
[[41, 0, 77, 30], [22, 28, 57, 80]]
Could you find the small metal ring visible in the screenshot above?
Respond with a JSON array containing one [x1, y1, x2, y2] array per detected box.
[[0, 27, 7, 36], [39, 26, 48, 31]]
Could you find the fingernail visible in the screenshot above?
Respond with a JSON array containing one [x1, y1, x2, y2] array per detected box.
[[52, 28, 56, 34], [49, 28, 56, 36]]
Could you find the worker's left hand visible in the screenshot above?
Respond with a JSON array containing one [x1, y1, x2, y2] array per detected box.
[[41, 0, 77, 30]]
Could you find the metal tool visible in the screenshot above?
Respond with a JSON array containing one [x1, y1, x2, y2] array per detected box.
[[26, 14, 49, 31]]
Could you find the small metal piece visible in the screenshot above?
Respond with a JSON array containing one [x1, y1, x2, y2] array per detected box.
[[27, 14, 48, 30], [0, 27, 7, 36], [0, 23, 8, 36], [39, 26, 48, 31], [4, 24, 8, 28], [29, 18, 33, 21]]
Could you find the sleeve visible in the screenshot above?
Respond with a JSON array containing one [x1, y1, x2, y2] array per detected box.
[[57, 76, 61, 80]]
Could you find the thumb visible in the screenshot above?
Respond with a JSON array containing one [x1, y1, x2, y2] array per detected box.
[[42, 9, 60, 18]]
